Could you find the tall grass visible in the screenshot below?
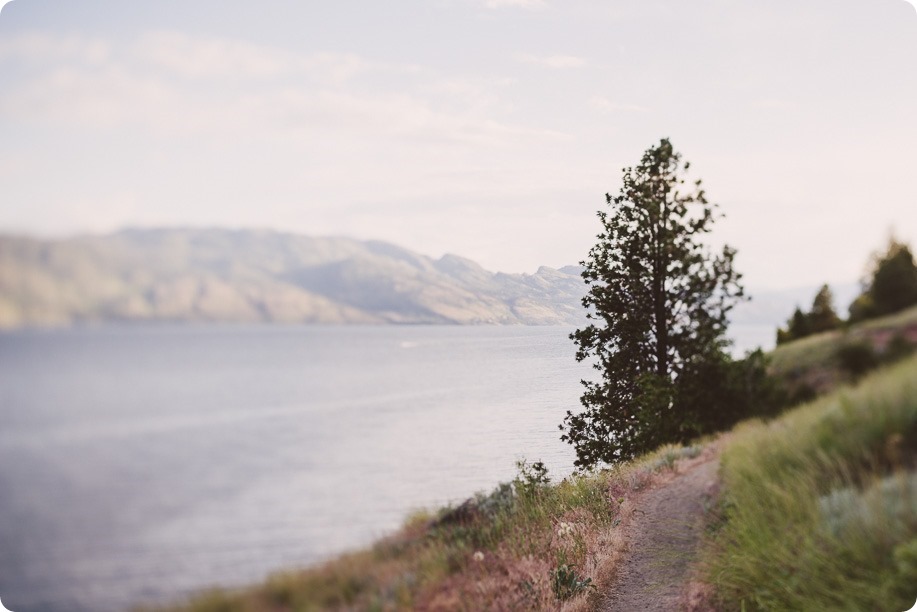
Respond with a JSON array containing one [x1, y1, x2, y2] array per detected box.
[[149, 443, 706, 612], [705, 354, 917, 610]]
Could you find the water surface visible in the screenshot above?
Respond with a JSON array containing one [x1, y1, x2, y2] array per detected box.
[[0, 323, 770, 611]]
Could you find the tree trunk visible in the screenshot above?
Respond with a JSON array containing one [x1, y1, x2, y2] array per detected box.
[[654, 186, 669, 378]]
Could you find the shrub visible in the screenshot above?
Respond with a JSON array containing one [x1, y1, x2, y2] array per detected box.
[[550, 563, 594, 600], [836, 341, 879, 379], [885, 333, 917, 364], [513, 459, 550, 498]]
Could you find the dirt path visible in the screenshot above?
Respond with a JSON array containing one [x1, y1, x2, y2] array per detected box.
[[600, 452, 719, 611]]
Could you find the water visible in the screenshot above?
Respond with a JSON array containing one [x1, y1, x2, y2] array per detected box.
[[0, 323, 773, 611]]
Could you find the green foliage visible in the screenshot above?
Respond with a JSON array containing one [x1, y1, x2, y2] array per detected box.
[[776, 307, 810, 345], [808, 284, 842, 333], [847, 292, 877, 324], [776, 284, 841, 345], [849, 237, 917, 323], [513, 459, 550, 498], [564, 138, 744, 467], [676, 349, 787, 434], [550, 563, 594, 600], [834, 332, 916, 382], [871, 241, 917, 315], [835, 341, 879, 379], [475, 481, 516, 519], [884, 538, 917, 602], [887, 332, 917, 363]]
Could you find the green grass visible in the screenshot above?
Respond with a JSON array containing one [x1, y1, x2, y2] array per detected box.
[[704, 354, 917, 611], [769, 304, 917, 377], [858, 304, 917, 332]]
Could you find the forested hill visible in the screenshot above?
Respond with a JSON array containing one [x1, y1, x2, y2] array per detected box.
[[0, 228, 589, 328]]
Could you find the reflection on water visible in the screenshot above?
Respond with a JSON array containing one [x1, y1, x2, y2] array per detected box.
[[0, 323, 772, 611]]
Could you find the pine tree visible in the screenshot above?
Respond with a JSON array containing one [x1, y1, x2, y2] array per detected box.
[[562, 139, 744, 467], [807, 284, 841, 334], [849, 237, 917, 322], [870, 240, 917, 316]]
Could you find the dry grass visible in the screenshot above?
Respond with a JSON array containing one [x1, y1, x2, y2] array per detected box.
[[146, 444, 710, 612]]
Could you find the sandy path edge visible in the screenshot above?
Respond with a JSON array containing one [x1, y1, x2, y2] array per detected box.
[[599, 450, 720, 611]]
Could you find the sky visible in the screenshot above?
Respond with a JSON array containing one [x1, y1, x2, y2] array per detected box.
[[0, 0, 915, 289]]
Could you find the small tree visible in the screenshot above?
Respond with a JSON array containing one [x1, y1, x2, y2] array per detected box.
[[808, 284, 841, 333], [776, 285, 840, 344], [849, 237, 917, 322], [777, 307, 810, 345], [870, 240, 917, 316], [562, 139, 745, 468]]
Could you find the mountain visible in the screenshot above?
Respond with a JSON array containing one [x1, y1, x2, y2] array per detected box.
[[0, 227, 859, 331], [0, 228, 588, 328]]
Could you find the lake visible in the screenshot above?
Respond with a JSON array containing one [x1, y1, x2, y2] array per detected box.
[[0, 324, 772, 611]]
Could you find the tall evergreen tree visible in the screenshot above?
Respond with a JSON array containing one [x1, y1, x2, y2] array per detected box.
[[562, 139, 744, 468], [870, 240, 917, 316], [807, 284, 841, 334], [777, 307, 811, 345], [849, 237, 917, 322]]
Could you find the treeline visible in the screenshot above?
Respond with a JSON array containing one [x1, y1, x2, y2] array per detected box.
[[777, 237, 917, 345]]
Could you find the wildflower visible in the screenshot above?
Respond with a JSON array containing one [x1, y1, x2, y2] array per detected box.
[[556, 521, 574, 538], [473, 551, 485, 562]]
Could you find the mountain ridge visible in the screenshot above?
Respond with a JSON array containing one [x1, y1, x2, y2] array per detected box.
[[0, 227, 857, 331], [0, 228, 588, 328]]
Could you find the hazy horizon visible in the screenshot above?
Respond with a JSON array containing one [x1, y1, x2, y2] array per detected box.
[[1, 0, 915, 289], [0, 224, 868, 294]]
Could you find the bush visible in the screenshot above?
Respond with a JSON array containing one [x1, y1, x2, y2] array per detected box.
[[550, 563, 594, 600], [885, 333, 917, 364], [513, 459, 550, 498], [836, 341, 879, 379], [676, 349, 787, 436]]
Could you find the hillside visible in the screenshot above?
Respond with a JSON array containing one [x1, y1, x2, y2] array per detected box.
[[768, 303, 917, 396], [0, 229, 589, 328]]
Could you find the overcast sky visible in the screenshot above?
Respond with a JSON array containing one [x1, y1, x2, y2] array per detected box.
[[1, 0, 915, 289]]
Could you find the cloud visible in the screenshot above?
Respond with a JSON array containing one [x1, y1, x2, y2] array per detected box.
[[0, 31, 566, 148], [514, 53, 585, 69], [754, 98, 795, 110], [587, 96, 648, 113], [0, 30, 403, 85], [132, 31, 292, 79], [0, 31, 111, 65], [132, 31, 376, 84], [483, 0, 546, 8]]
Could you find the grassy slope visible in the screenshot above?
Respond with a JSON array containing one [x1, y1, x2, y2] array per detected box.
[[704, 353, 917, 611], [148, 446, 706, 612], [768, 304, 917, 382]]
